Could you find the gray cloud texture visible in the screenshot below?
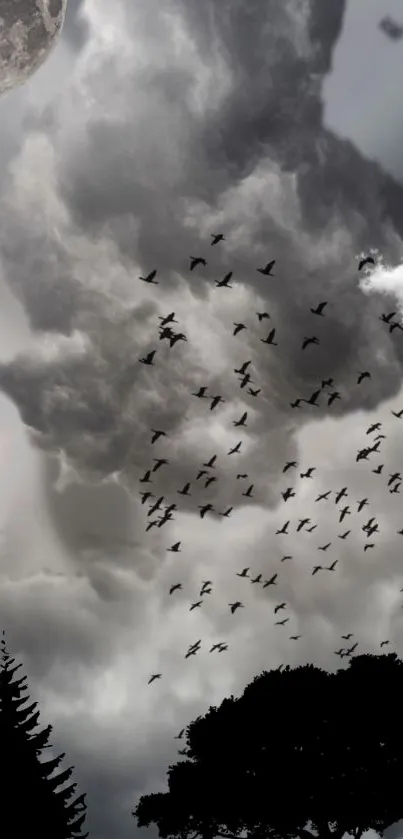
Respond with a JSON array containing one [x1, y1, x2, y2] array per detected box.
[[2, 1, 403, 837]]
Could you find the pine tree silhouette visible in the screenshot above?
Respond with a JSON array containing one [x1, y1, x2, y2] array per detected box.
[[133, 654, 403, 839], [0, 630, 88, 839]]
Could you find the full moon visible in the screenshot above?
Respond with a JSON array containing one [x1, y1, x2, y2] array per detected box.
[[0, 0, 67, 95]]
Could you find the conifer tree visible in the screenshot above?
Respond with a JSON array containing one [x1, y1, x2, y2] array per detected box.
[[0, 630, 89, 838]]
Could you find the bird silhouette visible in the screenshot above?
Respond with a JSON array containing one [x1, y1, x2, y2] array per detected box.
[[189, 601, 203, 611], [290, 635, 302, 641], [328, 391, 341, 406], [342, 634, 353, 640], [242, 484, 254, 498], [335, 487, 348, 504], [297, 518, 310, 532], [198, 504, 213, 519], [140, 491, 154, 504], [210, 395, 225, 410], [169, 583, 182, 595], [192, 386, 209, 398], [312, 565, 324, 575], [167, 542, 181, 553], [257, 312, 270, 321], [276, 521, 290, 535], [274, 602, 287, 614], [175, 728, 185, 739], [338, 531, 351, 540], [233, 412, 248, 427], [290, 399, 302, 408], [316, 491, 331, 501], [366, 422, 382, 434], [152, 458, 168, 472], [281, 555, 293, 562], [282, 487, 296, 502], [302, 389, 321, 406], [251, 574, 262, 584], [229, 602, 244, 614], [310, 301, 328, 316], [318, 543, 331, 552], [327, 560, 338, 571], [234, 360, 252, 375], [140, 269, 158, 284], [248, 388, 261, 397], [357, 498, 368, 512], [236, 567, 250, 578], [257, 260, 275, 276], [139, 350, 156, 365], [233, 323, 247, 336], [139, 470, 153, 484], [357, 371, 371, 384], [261, 328, 278, 346], [339, 506, 351, 523], [358, 256, 375, 270], [211, 233, 225, 245], [159, 312, 178, 326], [178, 483, 191, 496], [364, 543, 375, 551], [392, 408, 403, 419], [215, 272, 233, 287], [263, 574, 278, 587], [302, 336, 319, 350], [150, 429, 166, 444], [204, 476, 217, 488], [148, 674, 162, 684], [380, 640, 390, 648], [228, 441, 242, 455], [275, 618, 289, 626], [283, 461, 297, 473], [189, 256, 207, 270], [220, 507, 233, 517], [204, 455, 217, 468], [300, 467, 315, 478], [372, 464, 384, 474]]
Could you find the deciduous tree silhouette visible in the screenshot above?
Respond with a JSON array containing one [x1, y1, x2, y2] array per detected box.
[[133, 654, 403, 839], [0, 630, 88, 838]]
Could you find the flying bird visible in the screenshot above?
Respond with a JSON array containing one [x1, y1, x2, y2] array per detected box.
[[167, 542, 181, 553], [275, 618, 289, 626], [357, 371, 371, 384], [302, 389, 321, 406], [204, 454, 217, 468], [159, 312, 178, 326], [148, 674, 162, 684], [282, 487, 296, 502], [358, 256, 375, 270], [210, 395, 225, 410], [302, 336, 319, 350], [139, 269, 158, 284], [228, 441, 242, 455], [236, 567, 250, 578], [392, 409, 403, 419], [257, 260, 275, 276], [261, 328, 278, 346], [169, 583, 182, 595], [234, 360, 251, 375], [233, 412, 248, 427], [178, 483, 191, 496], [192, 386, 209, 398], [327, 560, 338, 571], [198, 504, 213, 519], [312, 565, 324, 576], [242, 484, 254, 498], [276, 521, 290, 535], [215, 272, 233, 287], [257, 312, 270, 321], [211, 233, 225, 245], [283, 461, 297, 473], [150, 429, 166, 444], [189, 601, 203, 611], [274, 602, 287, 614], [189, 257, 207, 271], [139, 470, 153, 484], [316, 491, 331, 502], [152, 458, 168, 472], [205, 476, 217, 488], [233, 323, 247, 336], [328, 391, 341, 406], [139, 350, 156, 365], [248, 388, 261, 397], [229, 602, 244, 614], [263, 574, 278, 587], [310, 301, 328, 316]]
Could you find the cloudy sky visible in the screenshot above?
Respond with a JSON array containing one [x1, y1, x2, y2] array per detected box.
[[2, 1, 403, 837]]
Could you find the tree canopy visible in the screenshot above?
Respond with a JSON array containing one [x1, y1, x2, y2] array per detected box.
[[0, 630, 88, 839], [133, 654, 403, 839]]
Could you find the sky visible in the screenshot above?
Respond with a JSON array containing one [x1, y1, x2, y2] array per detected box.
[[2, 1, 403, 838]]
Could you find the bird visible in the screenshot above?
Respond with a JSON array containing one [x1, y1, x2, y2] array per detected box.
[[211, 233, 225, 245], [189, 601, 203, 611], [257, 312, 270, 321], [318, 543, 331, 552], [312, 565, 324, 576], [310, 301, 328, 316], [281, 555, 293, 562], [151, 429, 166, 444], [236, 567, 250, 578], [196, 469, 208, 481], [372, 464, 384, 474], [233, 412, 248, 427], [392, 409, 403, 419], [289, 635, 302, 641], [204, 476, 217, 488], [152, 458, 169, 472], [274, 602, 287, 614], [321, 378, 334, 389], [380, 640, 390, 648], [380, 312, 396, 324], [148, 497, 164, 517], [248, 388, 261, 397], [283, 461, 297, 473], [357, 371, 371, 384], [140, 491, 154, 504], [335, 487, 348, 504], [228, 441, 242, 455], [338, 531, 351, 540], [316, 491, 331, 502], [328, 391, 341, 406], [234, 360, 252, 375], [237, 473, 248, 479], [341, 634, 353, 640], [198, 504, 213, 519], [215, 272, 233, 288], [238, 373, 254, 389], [302, 389, 321, 406], [282, 487, 296, 502], [175, 728, 185, 739], [210, 395, 225, 410], [358, 256, 375, 270], [139, 350, 156, 365], [390, 483, 401, 494], [300, 467, 315, 478], [167, 542, 181, 553], [170, 332, 187, 347], [261, 328, 278, 346], [357, 498, 368, 512], [178, 483, 191, 496], [169, 584, 182, 595], [327, 560, 338, 571], [364, 543, 375, 552], [204, 455, 217, 469], [257, 260, 275, 276], [159, 312, 178, 326], [290, 399, 302, 408], [251, 574, 262, 584], [229, 602, 244, 614], [148, 674, 162, 684], [339, 506, 351, 523], [139, 269, 158, 284], [297, 518, 310, 532], [242, 484, 254, 498], [306, 525, 318, 533], [263, 574, 278, 587], [275, 618, 289, 626], [233, 323, 247, 336], [139, 470, 153, 484], [192, 386, 209, 398], [388, 472, 401, 487], [302, 336, 319, 350], [276, 521, 290, 535], [189, 256, 207, 271], [366, 422, 382, 434], [220, 507, 233, 518]]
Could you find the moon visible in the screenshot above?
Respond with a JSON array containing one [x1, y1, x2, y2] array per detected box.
[[0, 0, 67, 96]]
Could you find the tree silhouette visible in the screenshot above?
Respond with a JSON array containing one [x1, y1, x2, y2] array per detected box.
[[133, 654, 403, 839], [0, 630, 88, 838]]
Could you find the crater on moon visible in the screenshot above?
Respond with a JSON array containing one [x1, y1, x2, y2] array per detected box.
[[0, 0, 67, 95]]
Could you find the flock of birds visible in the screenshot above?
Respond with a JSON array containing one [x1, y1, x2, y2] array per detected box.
[[136, 240, 403, 721]]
